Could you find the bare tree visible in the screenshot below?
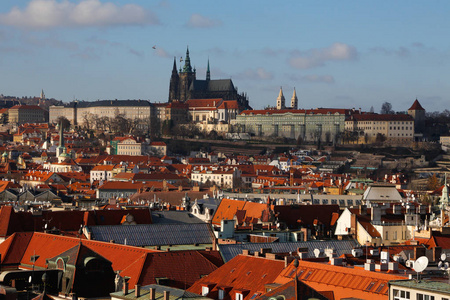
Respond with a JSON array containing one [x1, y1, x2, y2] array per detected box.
[[380, 102, 394, 114]]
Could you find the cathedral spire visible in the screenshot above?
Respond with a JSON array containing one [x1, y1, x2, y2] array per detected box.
[[206, 59, 210, 81], [291, 88, 298, 109], [182, 46, 192, 73], [172, 56, 177, 73], [276, 87, 285, 110]]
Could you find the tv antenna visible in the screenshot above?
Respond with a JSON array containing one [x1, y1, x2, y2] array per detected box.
[[413, 256, 428, 281]]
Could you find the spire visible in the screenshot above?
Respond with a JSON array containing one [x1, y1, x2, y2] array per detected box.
[[206, 59, 210, 81], [440, 173, 449, 211], [172, 57, 177, 73], [182, 46, 192, 73], [291, 88, 298, 109], [276, 87, 285, 110], [59, 121, 64, 148], [40, 89, 45, 99]]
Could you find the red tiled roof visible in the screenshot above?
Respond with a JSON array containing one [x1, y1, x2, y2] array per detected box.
[[9, 105, 44, 110], [240, 108, 351, 116], [408, 99, 425, 111], [188, 255, 285, 300], [18, 232, 159, 272], [347, 114, 414, 121], [121, 250, 223, 289], [212, 198, 269, 226], [275, 259, 405, 299]]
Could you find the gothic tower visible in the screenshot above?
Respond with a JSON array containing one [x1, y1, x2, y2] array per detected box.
[[179, 47, 196, 102], [168, 57, 179, 102], [276, 87, 285, 110], [206, 59, 210, 81], [291, 88, 298, 109]]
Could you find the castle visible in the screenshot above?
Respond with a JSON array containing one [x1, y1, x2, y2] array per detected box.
[[168, 47, 251, 110]]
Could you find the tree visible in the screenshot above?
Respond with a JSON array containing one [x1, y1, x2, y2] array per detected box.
[[426, 174, 440, 191], [56, 116, 71, 130], [380, 102, 394, 114]]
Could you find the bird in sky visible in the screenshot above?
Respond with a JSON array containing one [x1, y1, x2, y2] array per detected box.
[[152, 45, 156, 49]]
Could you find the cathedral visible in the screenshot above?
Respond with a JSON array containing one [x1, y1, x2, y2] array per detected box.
[[168, 47, 251, 109]]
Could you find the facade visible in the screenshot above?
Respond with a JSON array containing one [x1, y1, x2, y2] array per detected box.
[[345, 113, 415, 143], [231, 108, 352, 142], [90, 165, 115, 184], [168, 48, 250, 109], [117, 138, 143, 156], [190, 166, 241, 188], [8, 105, 47, 124], [49, 100, 153, 128]]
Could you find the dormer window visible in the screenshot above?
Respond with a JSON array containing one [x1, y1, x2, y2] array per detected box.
[[236, 293, 243, 300]]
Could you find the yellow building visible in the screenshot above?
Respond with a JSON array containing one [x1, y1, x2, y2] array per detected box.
[[345, 113, 414, 143], [8, 105, 46, 124]]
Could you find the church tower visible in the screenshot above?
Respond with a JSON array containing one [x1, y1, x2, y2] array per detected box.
[[291, 88, 298, 109], [179, 47, 196, 102], [276, 87, 285, 110], [168, 57, 179, 102], [206, 59, 210, 81]]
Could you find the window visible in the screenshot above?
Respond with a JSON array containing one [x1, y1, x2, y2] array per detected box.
[[366, 281, 376, 291], [417, 294, 434, 300], [218, 290, 225, 300], [236, 293, 243, 300], [385, 231, 389, 240], [393, 289, 410, 300]]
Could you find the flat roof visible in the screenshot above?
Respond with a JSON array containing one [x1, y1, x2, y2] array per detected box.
[[390, 279, 450, 294]]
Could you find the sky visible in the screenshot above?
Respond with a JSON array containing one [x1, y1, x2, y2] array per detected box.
[[0, 0, 449, 112]]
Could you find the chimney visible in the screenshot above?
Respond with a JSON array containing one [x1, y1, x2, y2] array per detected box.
[[123, 278, 129, 295], [371, 207, 381, 222], [432, 247, 442, 262], [414, 247, 426, 260], [359, 205, 367, 215], [285, 256, 294, 267], [135, 285, 140, 297], [149, 288, 156, 300], [164, 291, 170, 300]]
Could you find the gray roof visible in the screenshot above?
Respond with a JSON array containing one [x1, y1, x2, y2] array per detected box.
[[218, 240, 360, 262], [87, 223, 214, 247], [191, 79, 235, 92], [151, 211, 204, 224], [62, 100, 152, 108]]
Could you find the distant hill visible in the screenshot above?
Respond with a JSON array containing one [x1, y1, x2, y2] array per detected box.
[[0, 95, 63, 111]]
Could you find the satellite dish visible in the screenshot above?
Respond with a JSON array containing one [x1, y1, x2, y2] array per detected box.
[[413, 256, 429, 273], [441, 253, 447, 261], [313, 249, 321, 258]]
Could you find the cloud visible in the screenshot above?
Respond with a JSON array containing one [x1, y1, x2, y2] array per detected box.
[[289, 43, 358, 69], [234, 68, 274, 80], [0, 0, 159, 30], [186, 13, 221, 28], [129, 48, 144, 58], [71, 47, 99, 60], [25, 34, 79, 50], [369, 46, 410, 57], [288, 73, 335, 84], [154, 47, 170, 58], [87, 36, 122, 47]]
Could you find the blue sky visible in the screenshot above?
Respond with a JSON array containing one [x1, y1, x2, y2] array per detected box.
[[0, 0, 449, 112]]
